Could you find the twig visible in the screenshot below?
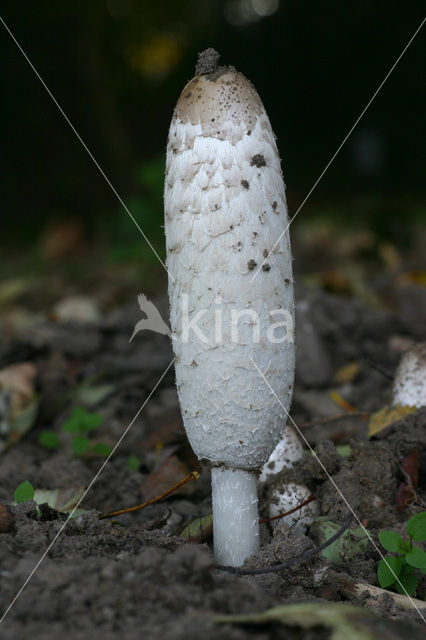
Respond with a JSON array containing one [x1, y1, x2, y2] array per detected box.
[[215, 512, 353, 574], [361, 358, 394, 381], [329, 570, 426, 612], [300, 412, 369, 429], [99, 471, 200, 519], [259, 495, 316, 523]]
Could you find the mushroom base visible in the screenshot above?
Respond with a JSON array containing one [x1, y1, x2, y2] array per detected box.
[[211, 466, 259, 566]]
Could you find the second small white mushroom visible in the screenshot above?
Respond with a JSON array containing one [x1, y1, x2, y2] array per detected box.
[[392, 342, 426, 408], [259, 425, 303, 482], [269, 482, 319, 535], [260, 424, 319, 535]]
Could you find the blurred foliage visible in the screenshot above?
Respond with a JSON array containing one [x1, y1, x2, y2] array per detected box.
[[0, 1, 424, 264]]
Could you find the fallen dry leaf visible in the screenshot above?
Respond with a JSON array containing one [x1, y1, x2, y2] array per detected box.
[[368, 405, 417, 438], [0, 362, 37, 418], [401, 448, 419, 488], [179, 514, 213, 543], [40, 220, 85, 262], [333, 362, 361, 384], [0, 503, 13, 532], [139, 455, 195, 503], [396, 482, 414, 512], [329, 390, 359, 414]]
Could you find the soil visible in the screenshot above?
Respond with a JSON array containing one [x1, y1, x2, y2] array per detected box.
[[0, 269, 425, 639]]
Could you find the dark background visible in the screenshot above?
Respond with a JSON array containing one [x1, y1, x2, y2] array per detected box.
[[0, 1, 424, 273]]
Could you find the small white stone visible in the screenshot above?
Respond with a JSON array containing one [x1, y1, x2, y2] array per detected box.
[[269, 482, 319, 535], [372, 495, 385, 508], [53, 296, 101, 324]]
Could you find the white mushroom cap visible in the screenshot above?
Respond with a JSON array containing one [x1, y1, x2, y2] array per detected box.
[[392, 342, 426, 408], [165, 62, 294, 470], [269, 482, 319, 535], [259, 426, 303, 482]]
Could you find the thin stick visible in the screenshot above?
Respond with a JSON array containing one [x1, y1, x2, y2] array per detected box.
[[99, 471, 200, 519], [259, 495, 316, 523], [329, 570, 426, 612], [215, 512, 353, 574]]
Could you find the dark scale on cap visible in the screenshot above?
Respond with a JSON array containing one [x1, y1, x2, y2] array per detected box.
[[251, 154, 266, 168], [247, 259, 257, 270], [241, 180, 249, 189], [262, 264, 271, 271]]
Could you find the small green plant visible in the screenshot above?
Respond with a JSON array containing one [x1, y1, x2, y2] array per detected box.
[[38, 408, 112, 457], [14, 480, 35, 503], [377, 511, 426, 596], [38, 430, 59, 449], [61, 407, 103, 434], [13, 480, 41, 517], [62, 407, 111, 457], [127, 454, 141, 471]]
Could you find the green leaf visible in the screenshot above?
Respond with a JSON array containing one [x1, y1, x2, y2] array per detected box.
[[406, 512, 426, 542], [38, 430, 59, 450], [127, 454, 141, 471], [61, 408, 85, 433], [378, 530, 403, 553], [14, 480, 35, 503], [400, 563, 415, 576], [406, 545, 426, 569], [62, 408, 103, 434], [72, 436, 90, 456], [401, 540, 411, 553], [395, 573, 418, 596], [180, 514, 213, 541], [310, 517, 370, 563], [335, 445, 351, 458], [82, 412, 103, 431], [90, 442, 113, 457], [377, 556, 401, 588]]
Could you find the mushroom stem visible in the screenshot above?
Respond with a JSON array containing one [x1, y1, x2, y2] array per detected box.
[[212, 466, 259, 566]]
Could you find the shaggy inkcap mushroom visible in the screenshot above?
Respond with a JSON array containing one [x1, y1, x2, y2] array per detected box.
[[165, 49, 295, 566], [392, 342, 426, 408]]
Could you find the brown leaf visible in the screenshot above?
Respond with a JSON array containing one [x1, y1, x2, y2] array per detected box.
[[0, 503, 13, 533], [179, 514, 213, 543], [0, 362, 37, 418], [139, 455, 194, 503], [144, 414, 185, 449], [329, 390, 359, 414], [396, 482, 414, 512], [40, 220, 85, 262], [401, 448, 419, 488]]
